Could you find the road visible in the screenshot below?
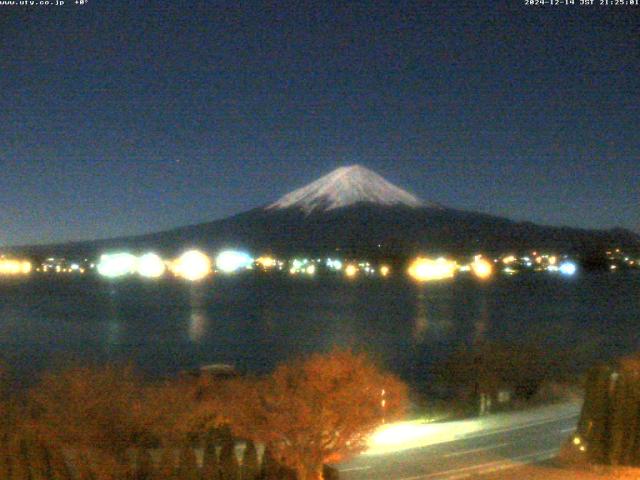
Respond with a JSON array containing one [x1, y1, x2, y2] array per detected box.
[[338, 402, 581, 480]]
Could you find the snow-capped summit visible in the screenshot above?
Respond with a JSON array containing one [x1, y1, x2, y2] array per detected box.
[[267, 165, 424, 213]]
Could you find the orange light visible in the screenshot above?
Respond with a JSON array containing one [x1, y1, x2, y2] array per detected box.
[[0, 259, 32, 275], [256, 256, 277, 269], [502, 255, 516, 265], [407, 257, 457, 282], [345, 264, 358, 278], [471, 257, 493, 280], [172, 250, 212, 281]]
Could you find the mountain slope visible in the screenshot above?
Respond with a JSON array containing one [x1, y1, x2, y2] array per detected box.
[[8, 166, 640, 259], [267, 165, 427, 213]]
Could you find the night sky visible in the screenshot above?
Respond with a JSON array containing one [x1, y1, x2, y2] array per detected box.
[[1, 1, 638, 246]]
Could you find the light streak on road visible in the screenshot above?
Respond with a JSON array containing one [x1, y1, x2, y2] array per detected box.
[[339, 402, 581, 480]]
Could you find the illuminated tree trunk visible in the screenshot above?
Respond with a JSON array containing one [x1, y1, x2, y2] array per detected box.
[[259, 446, 275, 479], [240, 440, 258, 480], [177, 445, 199, 480], [201, 437, 220, 480], [294, 458, 324, 480], [219, 437, 239, 480]]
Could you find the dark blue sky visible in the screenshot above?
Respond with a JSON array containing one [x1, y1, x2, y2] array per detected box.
[[1, 1, 638, 246]]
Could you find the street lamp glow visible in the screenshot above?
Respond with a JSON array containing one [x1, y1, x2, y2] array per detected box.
[[0, 259, 32, 275], [137, 253, 166, 278], [471, 257, 493, 280], [407, 257, 457, 282], [380, 265, 390, 277], [559, 261, 577, 276], [173, 250, 212, 281], [256, 256, 277, 269], [97, 253, 137, 278], [215, 250, 253, 273], [326, 259, 343, 271], [345, 264, 358, 278]]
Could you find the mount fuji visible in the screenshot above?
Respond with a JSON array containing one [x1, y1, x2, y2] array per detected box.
[[12, 165, 640, 260], [267, 165, 426, 213]]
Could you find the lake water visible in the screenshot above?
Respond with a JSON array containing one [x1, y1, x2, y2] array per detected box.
[[0, 272, 639, 387]]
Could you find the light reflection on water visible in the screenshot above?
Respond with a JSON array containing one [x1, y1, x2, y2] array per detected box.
[[0, 273, 638, 385], [188, 284, 209, 343], [189, 311, 208, 343]]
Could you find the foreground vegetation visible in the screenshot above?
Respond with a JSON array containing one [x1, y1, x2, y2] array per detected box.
[[0, 349, 407, 480]]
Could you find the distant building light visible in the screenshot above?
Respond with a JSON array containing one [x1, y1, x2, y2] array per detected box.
[[408, 257, 457, 282], [345, 264, 358, 278], [471, 257, 493, 280], [256, 256, 277, 269], [0, 259, 32, 275], [137, 253, 166, 278], [326, 258, 343, 271], [215, 250, 252, 274], [97, 253, 137, 278], [559, 262, 577, 276], [173, 250, 212, 280]]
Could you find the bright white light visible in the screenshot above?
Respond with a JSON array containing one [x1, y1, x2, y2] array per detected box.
[[97, 253, 137, 278], [559, 261, 577, 276], [306, 265, 316, 275], [366, 419, 483, 456], [137, 253, 166, 278], [215, 250, 252, 274], [326, 259, 343, 271], [407, 257, 457, 282], [173, 250, 212, 281]]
